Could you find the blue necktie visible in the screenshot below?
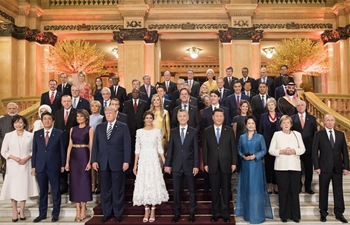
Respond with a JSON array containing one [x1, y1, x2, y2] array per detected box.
[[181, 128, 185, 145], [73, 98, 77, 108], [104, 101, 107, 108], [216, 127, 220, 144], [183, 104, 187, 111]]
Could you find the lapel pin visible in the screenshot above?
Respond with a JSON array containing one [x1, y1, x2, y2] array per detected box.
[[40, 135, 42, 137], [187, 132, 189, 134]]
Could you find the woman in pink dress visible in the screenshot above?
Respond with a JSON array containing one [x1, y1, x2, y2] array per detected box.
[[78, 71, 93, 102]]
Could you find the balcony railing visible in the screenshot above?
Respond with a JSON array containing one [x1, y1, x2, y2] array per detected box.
[[153, 0, 221, 4], [258, 0, 326, 4], [50, 0, 119, 7], [315, 93, 350, 118]]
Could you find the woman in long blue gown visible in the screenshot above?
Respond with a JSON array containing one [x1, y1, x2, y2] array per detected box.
[[235, 116, 273, 224]]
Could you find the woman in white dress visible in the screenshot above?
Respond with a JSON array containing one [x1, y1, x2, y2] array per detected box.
[[0, 115, 39, 222], [32, 104, 52, 132], [132, 111, 169, 223]]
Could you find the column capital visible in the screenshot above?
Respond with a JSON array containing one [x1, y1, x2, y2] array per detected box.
[[219, 27, 263, 43], [321, 30, 340, 44], [113, 28, 158, 44], [336, 25, 350, 40]]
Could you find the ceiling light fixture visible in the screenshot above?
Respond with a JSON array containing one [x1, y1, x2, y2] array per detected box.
[[262, 47, 276, 59], [186, 47, 202, 59], [111, 47, 118, 59]]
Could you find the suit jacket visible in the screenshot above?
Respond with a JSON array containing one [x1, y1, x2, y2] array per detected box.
[[163, 99, 173, 117], [251, 94, 271, 123], [139, 84, 156, 99], [239, 77, 257, 92], [57, 83, 72, 96], [122, 99, 148, 136], [223, 76, 238, 90], [291, 113, 317, 154], [40, 91, 62, 115], [171, 105, 200, 131], [0, 115, 14, 149], [54, 108, 78, 149], [225, 93, 250, 120], [312, 129, 349, 174], [203, 125, 237, 174], [164, 126, 199, 172], [243, 90, 257, 99], [274, 85, 286, 101], [161, 80, 177, 100], [256, 77, 274, 97], [186, 80, 200, 97], [258, 112, 282, 147], [218, 88, 232, 106], [201, 106, 230, 128], [75, 97, 91, 114], [32, 128, 65, 173], [127, 92, 148, 102], [171, 90, 180, 108], [92, 121, 131, 172], [110, 85, 127, 111], [273, 74, 294, 91], [175, 96, 198, 108]]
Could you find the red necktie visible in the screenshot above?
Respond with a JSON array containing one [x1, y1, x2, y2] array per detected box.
[[64, 111, 69, 125], [50, 91, 55, 104], [45, 131, 49, 146], [133, 100, 138, 114]]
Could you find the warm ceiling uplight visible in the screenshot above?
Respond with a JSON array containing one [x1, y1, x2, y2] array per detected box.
[[262, 47, 276, 59], [111, 47, 118, 59], [186, 47, 202, 59]]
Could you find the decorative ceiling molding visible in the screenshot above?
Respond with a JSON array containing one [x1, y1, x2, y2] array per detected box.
[[253, 22, 333, 30], [321, 29, 340, 44], [43, 23, 124, 31], [0, 9, 15, 23], [219, 27, 263, 43], [148, 22, 228, 30], [113, 28, 159, 43]]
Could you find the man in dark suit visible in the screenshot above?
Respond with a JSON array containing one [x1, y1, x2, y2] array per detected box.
[[291, 100, 317, 194], [312, 114, 349, 223], [157, 85, 173, 117], [175, 84, 198, 107], [273, 65, 294, 95], [171, 88, 200, 131], [108, 98, 128, 125], [54, 95, 78, 193], [216, 77, 231, 106], [127, 79, 148, 102], [242, 80, 256, 99], [274, 75, 291, 101], [161, 70, 177, 100], [139, 74, 156, 100], [71, 84, 91, 114], [40, 79, 62, 115], [251, 82, 271, 127], [109, 75, 127, 112], [92, 106, 131, 223], [186, 69, 200, 97], [202, 90, 230, 128], [171, 78, 185, 107], [223, 66, 238, 90], [57, 73, 71, 96], [239, 67, 257, 92], [255, 67, 274, 97], [225, 80, 250, 120], [164, 109, 199, 223], [32, 112, 65, 223], [100, 87, 111, 116], [203, 108, 237, 223]]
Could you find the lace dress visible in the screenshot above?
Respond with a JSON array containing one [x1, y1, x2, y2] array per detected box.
[[133, 129, 169, 206]]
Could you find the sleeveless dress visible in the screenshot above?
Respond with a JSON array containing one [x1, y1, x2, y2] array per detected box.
[[132, 129, 169, 206], [69, 126, 92, 202]]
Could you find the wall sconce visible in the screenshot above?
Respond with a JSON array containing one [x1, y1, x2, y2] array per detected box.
[[186, 47, 202, 59], [111, 47, 118, 59], [262, 47, 276, 59]]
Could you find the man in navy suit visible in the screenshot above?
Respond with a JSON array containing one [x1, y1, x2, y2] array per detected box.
[[71, 84, 91, 114], [216, 77, 231, 106], [161, 70, 177, 100], [186, 69, 200, 98], [40, 79, 62, 115], [57, 73, 71, 96], [157, 85, 173, 117], [100, 87, 111, 116], [223, 66, 238, 90], [202, 90, 230, 128], [92, 106, 131, 223], [165, 109, 199, 223], [127, 79, 148, 103], [255, 67, 274, 97], [32, 112, 65, 223], [225, 80, 250, 120], [109, 75, 127, 112], [251, 82, 271, 127], [312, 114, 349, 223]]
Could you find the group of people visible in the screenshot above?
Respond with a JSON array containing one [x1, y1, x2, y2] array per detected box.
[[0, 65, 348, 224]]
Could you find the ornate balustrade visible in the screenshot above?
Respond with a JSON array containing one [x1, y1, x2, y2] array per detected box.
[[257, 0, 326, 4], [315, 94, 350, 118], [50, 0, 119, 7], [153, 0, 221, 4], [304, 92, 350, 149], [2, 97, 40, 113], [19, 102, 41, 132]]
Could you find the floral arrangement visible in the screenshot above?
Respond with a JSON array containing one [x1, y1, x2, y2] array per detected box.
[[43, 39, 106, 75], [267, 37, 329, 76]]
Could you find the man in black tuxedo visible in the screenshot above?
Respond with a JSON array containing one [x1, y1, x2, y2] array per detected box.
[[127, 79, 148, 102], [203, 108, 237, 223], [239, 67, 257, 92], [157, 85, 173, 117], [175, 83, 198, 108], [186, 69, 200, 98], [71, 84, 91, 114], [312, 114, 349, 223], [291, 100, 317, 194], [109, 75, 127, 112], [100, 87, 111, 116], [223, 66, 238, 90], [54, 95, 78, 194], [40, 79, 62, 115], [225, 80, 250, 120], [57, 73, 71, 96], [256, 67, 274, 97], [273, 65, 294, 95], [216, 77, 231, 106], [164, 109, 199, 223], [251, 82, 271, 127], [161, 71, 177, 100], [201, 90, 230, 128], [171, 88, 200, 131]]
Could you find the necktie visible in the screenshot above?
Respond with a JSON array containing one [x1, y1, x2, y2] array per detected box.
[[246, 91, 250, 97], [236, 95, 240, 106], [166, 81, 169, 92], [329, 130, 334, 148], [183, 104, 187, 111], [104, 101, 107, 108], [62, 84, 65, 93], [45, 131, 49, 146], [216, 127, 220, 144], [73, 98, 77, 108], [107, 123, 113, 140], [64, 110, 69, 125], [261, 95, 265, 108], [228, 77, 232, 87], [50, 91, 55, 104], [114, 86, 117, 95], [145, 85, 149, 97], [133, 99, 138, 114], [300, 114, 305, 129], [189, 80, 192, 88], [264, 77, 266, 83], [219, 89, 222, 98], [181, 127, 185, 145]]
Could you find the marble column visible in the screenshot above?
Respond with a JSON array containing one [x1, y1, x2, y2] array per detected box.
[[324, 42, 340, 94], [339, 39, 349, 94], [219, 42, 232, 77], [232, 40, 253, 76]]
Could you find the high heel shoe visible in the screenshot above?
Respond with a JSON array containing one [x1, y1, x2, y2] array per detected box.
[[149, 207, 156, 223], [12, 218, 18, 222], [19, 212, 26, 220], [143, 207, 150, 223]]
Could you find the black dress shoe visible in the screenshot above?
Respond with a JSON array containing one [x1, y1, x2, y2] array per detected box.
[[33, 216, 46, 223], [100, 216, 112, 223], [274, 190, 278, 194], [281, 218, 287, 223], [223, 217, 230, 223], [305, 189, 315, 194], [293, 219, 300, 223], [320, 215, 327, 222], [336, 215, 348, 223], [172, 215, 180, 223], [189, 214, 195, 223], [51, 216, 59, 222], [211, 216, 218, 222], [115, 217, 122, 223]]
